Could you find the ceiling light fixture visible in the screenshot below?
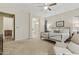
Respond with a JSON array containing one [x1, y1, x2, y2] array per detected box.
[[44, 6, 48, 10]]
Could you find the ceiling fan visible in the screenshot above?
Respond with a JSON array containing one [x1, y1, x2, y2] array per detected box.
[[37, 3, 56, 11]]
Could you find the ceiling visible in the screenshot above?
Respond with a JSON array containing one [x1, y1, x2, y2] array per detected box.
[[0, 3, 79, 17]]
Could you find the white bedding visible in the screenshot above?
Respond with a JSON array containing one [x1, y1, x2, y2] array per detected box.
[[49, 32, 69, 42]]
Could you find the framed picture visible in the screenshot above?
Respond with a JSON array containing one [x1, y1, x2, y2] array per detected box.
[[56, 21, 64, 27]]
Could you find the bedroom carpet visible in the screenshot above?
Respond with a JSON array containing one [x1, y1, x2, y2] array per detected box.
[[3, 39, 55, 55]]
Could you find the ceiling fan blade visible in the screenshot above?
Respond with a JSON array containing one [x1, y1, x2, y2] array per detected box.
[[48, 7, 51, 11], [49, 3, 56, 6]]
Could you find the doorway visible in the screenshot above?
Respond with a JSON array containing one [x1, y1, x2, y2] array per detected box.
[[0, 12, 15, 41], [31, 17, 40, 39], [0, 12, 15, 54], [3, 16, 15, 41]]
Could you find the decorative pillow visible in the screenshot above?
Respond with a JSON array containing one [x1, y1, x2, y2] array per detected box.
[[71, 33, 79, 45]]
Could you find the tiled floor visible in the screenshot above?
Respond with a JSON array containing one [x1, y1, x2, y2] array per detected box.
[[3, 39, 55, 55]]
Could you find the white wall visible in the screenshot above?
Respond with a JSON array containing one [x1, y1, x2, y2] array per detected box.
[[0, 5, 30, 40], [40, 17, 45, 32], [47, 8, 79, 29], [15, 11, 29, 40]]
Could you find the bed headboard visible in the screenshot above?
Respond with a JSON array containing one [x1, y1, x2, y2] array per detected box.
[[49, 27, 70, 34]]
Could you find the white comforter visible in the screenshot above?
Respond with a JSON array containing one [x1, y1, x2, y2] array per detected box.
[[49, 32, 69, 42]]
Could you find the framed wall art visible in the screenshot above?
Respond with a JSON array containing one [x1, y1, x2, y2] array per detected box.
[[56, 21, 64, 27]]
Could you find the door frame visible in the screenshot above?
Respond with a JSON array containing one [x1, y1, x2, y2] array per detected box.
[[0, 12, 15, 40]]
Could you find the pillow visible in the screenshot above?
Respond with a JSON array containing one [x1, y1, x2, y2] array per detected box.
[[67, 41, 79, 54], [71, 33, 79, 45]]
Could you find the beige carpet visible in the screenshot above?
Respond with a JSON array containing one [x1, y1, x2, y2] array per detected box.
[[3, 39, 55, 55]]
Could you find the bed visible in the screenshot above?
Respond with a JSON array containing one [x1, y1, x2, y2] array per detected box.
[[41, 27, 70, 42]]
